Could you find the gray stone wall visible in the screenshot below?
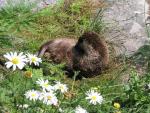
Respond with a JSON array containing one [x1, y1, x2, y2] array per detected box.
[[104, 0, 150, 56]]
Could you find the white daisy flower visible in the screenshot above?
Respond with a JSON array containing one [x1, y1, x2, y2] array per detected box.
[[24, 89, 39, 101], [85, 90, 103, 105], [58, 108, 63, 113], [75, 105, 88, 113], [54, 81, 68, 93], [27, 53, 42, 66], [22, 104, 29, 108], [17, 104, 29, 109], [3, 52, 27, 71], [148, 83, 150, 89], [36, 78, 54, 91], [40, 91, 58, 106]]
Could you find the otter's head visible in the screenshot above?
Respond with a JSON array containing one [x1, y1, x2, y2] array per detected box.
[[74, 31, 101, 55]]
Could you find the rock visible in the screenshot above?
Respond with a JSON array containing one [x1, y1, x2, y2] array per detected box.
[[0, 0, 57, 11], [104, 0, 150, 56]]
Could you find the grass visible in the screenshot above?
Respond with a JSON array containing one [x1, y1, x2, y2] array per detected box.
[[0, 0, 150, 113]]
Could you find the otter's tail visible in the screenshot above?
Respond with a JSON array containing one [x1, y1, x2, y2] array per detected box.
[[37, 40, 53, 57], [37, 46, 48, 57]]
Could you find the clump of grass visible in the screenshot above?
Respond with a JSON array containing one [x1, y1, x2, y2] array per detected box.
[[0, 0, 38, 35], [0, 0, 106, 38], [0, 0, 107, 56]]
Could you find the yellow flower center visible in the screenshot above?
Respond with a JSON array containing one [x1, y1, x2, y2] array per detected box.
[[47, 96, 52, 100], [114, 103, 121, 109], [12, 57, 19, 64], [59, 85, 64, 90], [24, 71, 32, 78], [31, 57, 36, 62], [43, 83, 49, 88], [31, 93, 36, 97], [115, 111, 121, 113], [91, 96, 97, 101]]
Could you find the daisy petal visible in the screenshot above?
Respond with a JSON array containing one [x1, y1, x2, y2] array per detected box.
[[5, 62, 13, 68]]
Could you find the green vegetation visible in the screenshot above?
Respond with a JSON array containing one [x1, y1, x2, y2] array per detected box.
[[0, 0, 150, 113]]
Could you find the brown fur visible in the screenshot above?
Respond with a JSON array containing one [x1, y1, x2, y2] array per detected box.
[[72, 32, 109, 77], [38, 31, 109, 78], [38, 38, 77, 64]]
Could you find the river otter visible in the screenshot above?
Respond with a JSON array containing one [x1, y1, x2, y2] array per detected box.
[[38, 31, 109, 78]]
